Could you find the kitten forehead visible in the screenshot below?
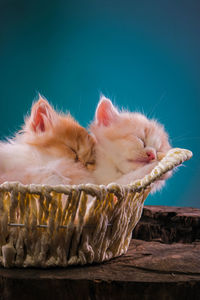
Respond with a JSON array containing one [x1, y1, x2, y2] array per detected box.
[[92, 111, 155, 137], [91, 108, 170, 151]]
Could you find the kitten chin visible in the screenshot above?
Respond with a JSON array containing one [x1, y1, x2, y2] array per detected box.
[[90, 96, 172, 189], [0, 95, 96, 185]]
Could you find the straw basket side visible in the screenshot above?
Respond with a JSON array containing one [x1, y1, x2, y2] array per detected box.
[[0, 148, 192, 268]]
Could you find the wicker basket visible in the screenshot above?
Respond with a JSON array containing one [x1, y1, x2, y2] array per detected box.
[[0, 148, 192, 268]]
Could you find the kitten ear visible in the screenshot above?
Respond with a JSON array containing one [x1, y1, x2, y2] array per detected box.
[[95, 96, 119, 126], [28, 95, 57, 133]]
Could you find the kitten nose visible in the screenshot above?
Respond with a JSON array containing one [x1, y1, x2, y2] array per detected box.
[[146, 149, 156, 161]]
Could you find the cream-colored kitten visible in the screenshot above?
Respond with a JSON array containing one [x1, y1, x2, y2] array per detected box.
[[0, 95, 95, 185], [90, 96, 172, 191]]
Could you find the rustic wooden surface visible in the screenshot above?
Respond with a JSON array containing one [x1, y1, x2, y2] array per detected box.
[[133, 205, 200, 243], [0, 205, 200, 300]]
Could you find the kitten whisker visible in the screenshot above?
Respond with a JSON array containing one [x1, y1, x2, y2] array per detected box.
[[171, 136, 200, 142], [147, 91, 167, 119], [170, 131, 191, 142]]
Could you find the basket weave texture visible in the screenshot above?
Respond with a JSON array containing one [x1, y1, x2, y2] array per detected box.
[[0, 148, 192, 268]]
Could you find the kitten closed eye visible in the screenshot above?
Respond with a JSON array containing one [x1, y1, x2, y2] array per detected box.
[[138, 137, 146, 147], [67, 146, 79, 162], [85, 161, 96, 171]]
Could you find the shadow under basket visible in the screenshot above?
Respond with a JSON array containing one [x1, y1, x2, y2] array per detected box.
[[0, 148, 192, 268]]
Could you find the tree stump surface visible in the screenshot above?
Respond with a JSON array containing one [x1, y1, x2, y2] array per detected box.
[[133, 205, 200, 243], [0, 205, 200, 300]]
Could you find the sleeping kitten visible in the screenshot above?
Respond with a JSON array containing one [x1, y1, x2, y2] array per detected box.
[[90, 96, 172, 191], [0, 95, 96, 185]]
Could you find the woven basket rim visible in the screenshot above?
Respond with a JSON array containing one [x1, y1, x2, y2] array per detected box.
[[0, 147, 192, 195]]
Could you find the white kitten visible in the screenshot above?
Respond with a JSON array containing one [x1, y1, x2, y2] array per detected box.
[[90, 96, 172, 191]]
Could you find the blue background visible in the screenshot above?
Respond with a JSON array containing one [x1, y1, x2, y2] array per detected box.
[[0, 0, 199, 207]]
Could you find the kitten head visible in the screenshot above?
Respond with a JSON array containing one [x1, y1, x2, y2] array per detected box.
[[23, 95, 96, 170], [90, 96, 171, 175]]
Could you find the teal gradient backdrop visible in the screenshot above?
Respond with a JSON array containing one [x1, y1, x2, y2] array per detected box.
[[0, 0, 199, 207]]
